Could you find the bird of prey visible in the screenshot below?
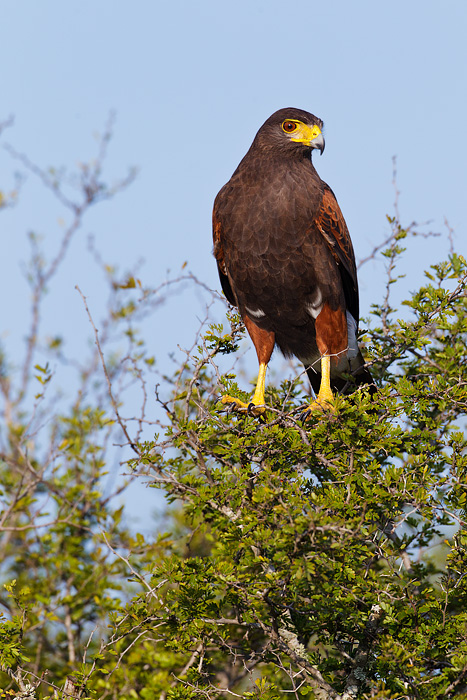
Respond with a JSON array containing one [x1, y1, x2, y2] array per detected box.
[[212, 107, 373, 415]]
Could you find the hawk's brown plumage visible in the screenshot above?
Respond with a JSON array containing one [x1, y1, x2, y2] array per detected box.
[[213, 107, 373, 412]]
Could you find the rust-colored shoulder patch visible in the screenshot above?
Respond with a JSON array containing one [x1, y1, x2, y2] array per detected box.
[[313, 184, 359, 321], [315, 185, 357, 278]]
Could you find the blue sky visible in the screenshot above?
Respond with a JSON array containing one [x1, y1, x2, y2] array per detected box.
[[1, 1, 466, 524]]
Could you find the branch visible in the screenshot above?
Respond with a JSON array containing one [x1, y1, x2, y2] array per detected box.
[[75, 285, 138, 454], [101, 531, 168, 601]]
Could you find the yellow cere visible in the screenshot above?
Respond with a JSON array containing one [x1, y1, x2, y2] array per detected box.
[[282, 120, 322, 146]]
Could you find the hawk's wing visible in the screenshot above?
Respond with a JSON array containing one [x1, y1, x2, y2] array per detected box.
[[313, 183, 359, 322], [212, 196, 236, 306]]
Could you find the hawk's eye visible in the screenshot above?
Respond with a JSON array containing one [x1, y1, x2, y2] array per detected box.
[[282, 120, 298, 133]]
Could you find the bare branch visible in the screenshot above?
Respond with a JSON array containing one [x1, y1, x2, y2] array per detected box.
[[75, 285, 138, 454]]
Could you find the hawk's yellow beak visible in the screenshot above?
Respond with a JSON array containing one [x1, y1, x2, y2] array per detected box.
[[309, 131, 325, 154], [291, 124, 325, 153]]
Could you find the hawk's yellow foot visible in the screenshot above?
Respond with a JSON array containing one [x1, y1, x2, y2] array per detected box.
[[220, 395, 266, 416], [220, 362, 267, 416]]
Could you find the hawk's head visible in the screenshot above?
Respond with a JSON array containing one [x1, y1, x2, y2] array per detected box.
[[253, 107, 325, 156]]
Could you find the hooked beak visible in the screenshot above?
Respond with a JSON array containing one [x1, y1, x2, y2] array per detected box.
[[310, 132, 325, 155]]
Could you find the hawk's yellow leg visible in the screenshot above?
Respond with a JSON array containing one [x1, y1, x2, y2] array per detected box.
[[221, 362, 267, 416], [316, 355, 334, 406], [304, 355, 335, 417]]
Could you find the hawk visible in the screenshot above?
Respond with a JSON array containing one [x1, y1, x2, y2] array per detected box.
[[212, 107, 373, 414]]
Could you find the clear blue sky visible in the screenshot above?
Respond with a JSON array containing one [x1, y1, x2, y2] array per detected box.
[[0, 1, 466, 524]]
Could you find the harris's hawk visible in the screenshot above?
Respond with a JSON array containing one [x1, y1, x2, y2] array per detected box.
[[212, 107, 373, 414]]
